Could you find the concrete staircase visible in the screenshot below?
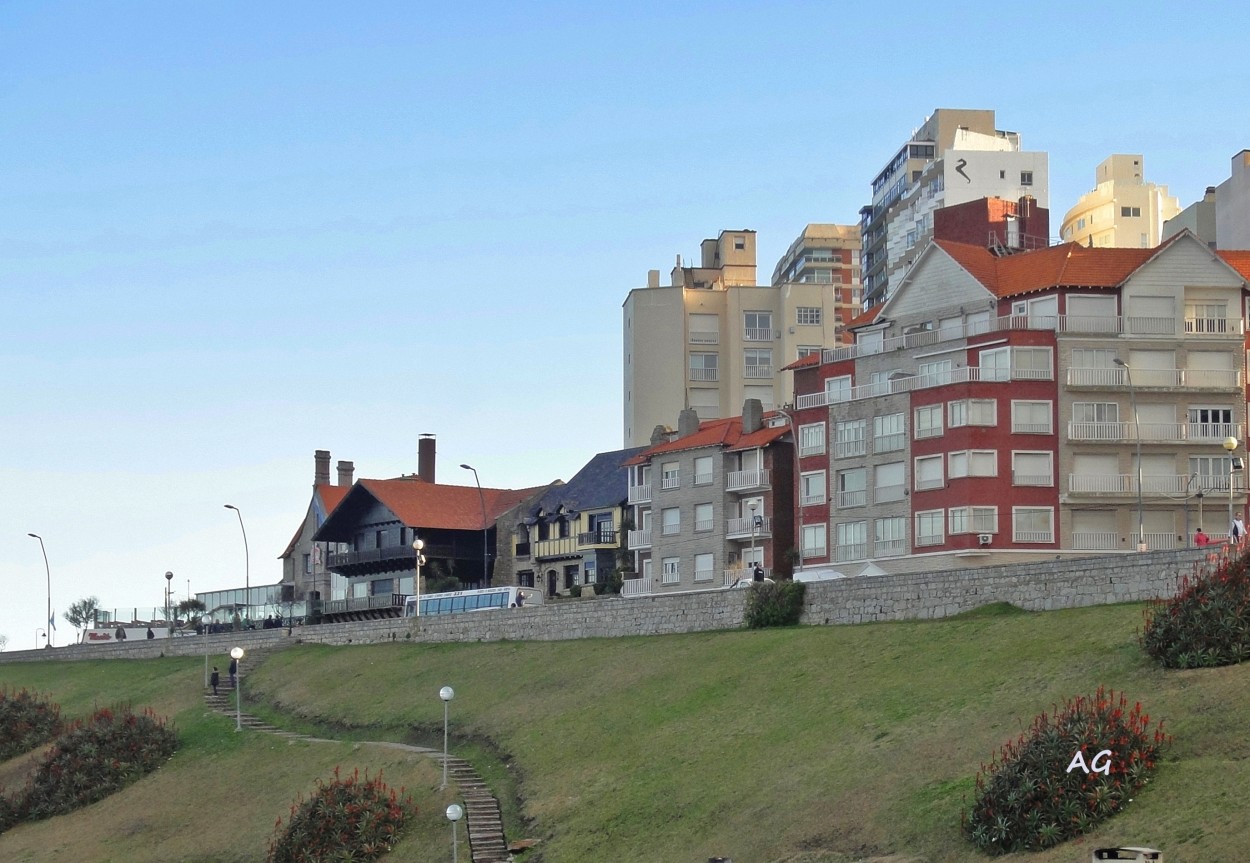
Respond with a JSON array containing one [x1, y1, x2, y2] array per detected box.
[[203, 674, 515, 862]]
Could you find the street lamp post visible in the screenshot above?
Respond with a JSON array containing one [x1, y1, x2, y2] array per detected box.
[[412, 537, 426, 617], [165, 570, 174, 638], [202, 615, 211, 687], [460, 464, 489, 587], [1224, 436, 1241, 540], [439, 685, 455, 789], [28, 533, 52, 647], [230, 646, 245, 732], [224, 504, 250, 616], [446, 803, 464, 863], [1113, 359, 1146, 551], [748, 500, 759, 575]]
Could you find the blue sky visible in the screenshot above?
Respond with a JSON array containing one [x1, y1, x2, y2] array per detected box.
[[3, 1, 1247, 645]]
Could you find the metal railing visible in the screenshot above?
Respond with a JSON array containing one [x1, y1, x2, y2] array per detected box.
[[836, 489, 867, 508], [726, 469, 769, 491], [835, 543, 867, 562], [1071, 532, 1119, 550], [744, 327, 774, 341], [689, 368, 719, 381], [1012, 473, 1053, 487], [577, 530, 618, 547], [627, 484, 652, 504], [743, 365, 774, 379], [321, 593, 404, 616], [875, 538, 907, 556], [726, 516, 771, 537], [874, 484, 906, 503], [1067, 422, 1242, 443], [1067, 367, 1241, 389], [1013, 530, 1055, 543], [627, 529, 652, 549]]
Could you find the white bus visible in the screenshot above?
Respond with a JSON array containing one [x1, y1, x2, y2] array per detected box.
[[403, 585, 542, 617]]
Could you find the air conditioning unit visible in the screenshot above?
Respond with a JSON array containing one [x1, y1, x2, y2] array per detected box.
[[978, 534, 993, 546]]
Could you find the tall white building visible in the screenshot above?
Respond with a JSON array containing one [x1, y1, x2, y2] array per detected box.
[[1060, 154, 1180, 249]]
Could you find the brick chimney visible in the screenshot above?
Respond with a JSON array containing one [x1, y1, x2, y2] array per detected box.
[[677, 408, 700, 438], [741, 399, 763, 434], [314, 450, 331, 486], [418, 434, 436, 483], [650, 425, 670, 446], [336, 460, 354, 486]]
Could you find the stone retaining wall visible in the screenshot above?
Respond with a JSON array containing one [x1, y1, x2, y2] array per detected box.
[[0, 548, 1207, 664]]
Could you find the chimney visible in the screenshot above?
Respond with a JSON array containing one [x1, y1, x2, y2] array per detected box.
[[418, 434, 436, 483], [741, 399, 763, 434], [650, 425, 670, 447], [336, 460, 354, 486], [314, 450, 331, 486], [647, 269, 660, 288], [677, 408, 700, 438]]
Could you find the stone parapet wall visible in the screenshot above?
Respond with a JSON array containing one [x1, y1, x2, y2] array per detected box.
[[0, 548, 1206, 665]]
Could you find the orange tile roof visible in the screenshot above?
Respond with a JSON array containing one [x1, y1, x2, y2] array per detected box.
[[360, 478, 547, 531], [845, 303, 884, 329], [935, 239, 1154, 298], [1217, 250, 1250, 280], [625, 413, 790, 464], [279, 483, 354, 559], [780, 352, 820, 371]]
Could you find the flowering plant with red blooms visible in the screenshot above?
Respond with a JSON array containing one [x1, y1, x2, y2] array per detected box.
[[1141, 542, 1250, 668], [267, 767, 415, 863], [962, 687, 1169, 855], [0, 688, 62, 762]]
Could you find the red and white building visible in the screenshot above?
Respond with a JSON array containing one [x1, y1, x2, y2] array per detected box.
[[784, 230, 1250, 574]]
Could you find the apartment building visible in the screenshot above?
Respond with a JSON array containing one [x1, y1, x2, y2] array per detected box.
[[860, 108, 1048, 307], [771, 223, 863, 331], [785, 230, 1250, 575], [623, 229, 845, 447], [1061, 154, 1181, 249], [622, 401, 794, 595]]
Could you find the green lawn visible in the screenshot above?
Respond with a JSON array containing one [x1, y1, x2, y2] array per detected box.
[[2, 601, 1248, 862]]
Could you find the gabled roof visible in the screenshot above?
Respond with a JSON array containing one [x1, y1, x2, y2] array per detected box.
[[845, 303, 885, 330], [525, 447, 647, 520], [780, 352, 820, 372], [278, 483, 353, 559], [1216, 250, 1250, 280], [935, 239, 1155, 298], [625, 414, 789, 465]]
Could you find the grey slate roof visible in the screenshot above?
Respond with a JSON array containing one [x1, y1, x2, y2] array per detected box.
[[524, 446, 647, 521]]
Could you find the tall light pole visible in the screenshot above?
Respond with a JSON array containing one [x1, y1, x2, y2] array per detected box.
[[1113, 359, 1146, 551], [446, 803, 464, 863], [460, 465, 489, 587], [202, 614, 211, 687], [230, 646, 245, 732], [439, 685, 455, 789], [165, 570, 174, 638], [1224, 436, 1241, 539], [28, 533, 52, 647], [748, 500, 759, 574], [412, 537, 426, 617], [224, 504, 250, 613]]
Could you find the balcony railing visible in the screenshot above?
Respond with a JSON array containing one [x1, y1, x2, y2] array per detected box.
[[1013, 530, 1055, 543], [873, 433, 906, 453], [689, 368, 719, 382], [627, 528, 652, 549], [1067, 422, 1242, 443], [1012, 421, 1053, 434], [743, 364, 773, 379], [726, 469, 770, 491], [1133, 532, 1179, 550], [836, 489, 866, 508], [694, 518, 714, 532], [799, 440, 826, 457], [835, 543, 867, 562], [1069, 474, 1243, 494], [875, 538, 907, 556], [321, 593, 404, 617], [723, 567, 772, 586], [689, 331, 719, 344], [533, 537, 579, 558], [833, 439, 866, 458], [693, 567, 716, 583], [796, 363, 1052, 409], [1185, 317, 1241, 336], [577, 530, 618, 547], [1012, 473, 1053, 487], [727, 516, 771, 538], [1067, 367, 1241, 389], [661, 475, 680, 490], [627, 483, 652, 504], [1071, 532, 1119, 550], [744, 327, 775, 341], [801, 491, 827, 506]]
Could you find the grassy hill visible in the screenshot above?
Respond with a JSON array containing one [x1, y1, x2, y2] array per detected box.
[[1, 601, 1248, 862]]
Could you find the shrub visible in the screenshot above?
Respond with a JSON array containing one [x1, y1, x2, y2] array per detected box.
[[267, 768, 414, 863], [963, 687, 1170, 855], [744, 580, 806, 628], [4, 705, 178, 829], [1141, 544, 1250, 668], [0, 688, 62, 761]]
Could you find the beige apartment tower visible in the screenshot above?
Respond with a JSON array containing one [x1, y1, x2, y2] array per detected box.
[[1061, 154, 1181, 248], [623, 229, 854, 447]]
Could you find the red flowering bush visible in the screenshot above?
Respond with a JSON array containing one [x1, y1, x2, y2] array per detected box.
[[963, 688, 1169, 854], [267, 768, 414, 863], [1141, 544, 1250, 668], [0, 688, 62, 761]]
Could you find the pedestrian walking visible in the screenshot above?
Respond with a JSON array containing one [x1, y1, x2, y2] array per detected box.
[[229, 656, 238, 687], [1233, 516, 1246, 544], [1195, 527, 1211, 546], [210, 667, 220, 695]]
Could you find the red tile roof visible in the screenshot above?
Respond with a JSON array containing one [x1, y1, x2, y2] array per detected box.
[[1217, 250, 1250, 280], [360, 478, 547, 531], [846, 304, 884, 329], [625, 414, 790, 464], [936, 239, 1156, 298], [780, 352, 820, 371], [279, 483, 354, 559]]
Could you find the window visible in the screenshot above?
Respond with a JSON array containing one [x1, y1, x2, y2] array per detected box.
[[1013, 507, 1055, 543], [1012, 451, 1053, 486], [694, 502, 713, 532], [979, 346, 1010, 381], [744, 348, 773, 378], [914, 454, 944, 490], [915, 510, 944, 546], [1185, 302, 1230, 334], [1021, 171, 1034, 186], [693, 552, 714, 582], [1012, 400, 1053, 434], [1073, 402, 1119, 423], [1013, 347, 1053, 380], [302, 553, 311, 574], [799, 422, 826, 457], [733, 236, 745, 250], [1191, 455, 1237, 491], [949, 506, 999, 534], [660, 507, 680, 535], [1120, 206, 1141, 217], [949, 399, 997, 428], [689, 352, 718, 381], [642, 557, 652, 581], [914, 404, 943, 439], [797, 345, 821, 360], [693, 455, 713, 486], [825, 375, 851, 403], [949, 450, 997, 478], [835, 521, 868, 561], [875, 516, 907, 556], [835, 467, 865, 508], [744, 311, 773, 341], [834, 419, 867, 458], [796, 307, 822, 325], [873, 412, 905, 452], [801, 524, 827, 558], [661, 556, 681, 584], [1188, 406, 1235, 439], [802, 471, 827, 507], [917, 359, 952, 386], [874, 462, 906, 503], [689, 313, 719, 344], [661, 462, 680, 490]]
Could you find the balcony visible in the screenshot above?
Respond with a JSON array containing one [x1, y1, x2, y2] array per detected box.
[[1071, 532, 1119, 551], [875, 538, 907, 557], [533, 536, 579, 558], [726, 468, 770, 491], [795, 363, 1052, 410], [802, 491, 828, 507], [744, 328, 775, 341], [1067, 422, 1242, 443], [577, 530, 618, 548], [743, 364, 774, 379], [689, 368, 719, 382], [835, 543, 867, 562], [689, 331, 719, 344], [873, 433, 906, 453], [723, 567, 771, 586], [1067, 367, 1241, 390], [627, 528, 652, 550], [1012, 473, 1053, 487], [1068, 474, 1243, 495], [1133, 532, 1179, 550], [1185, 317, 1242, 336], [660, 474, 680, 490], [726, 516, 771, 539], [836, 489, 866, 508], [627, 483, 652, 504], [1013, 530, 1055, 544], [833, 439, 867, 459], [799, 440, 826, 457]]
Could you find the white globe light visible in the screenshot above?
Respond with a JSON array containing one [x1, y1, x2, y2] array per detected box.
[[440, 685, 455, 702], [446, 803, 463, 822]]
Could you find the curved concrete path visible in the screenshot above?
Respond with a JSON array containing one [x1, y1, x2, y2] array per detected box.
[[203, 686, 512, 862]]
